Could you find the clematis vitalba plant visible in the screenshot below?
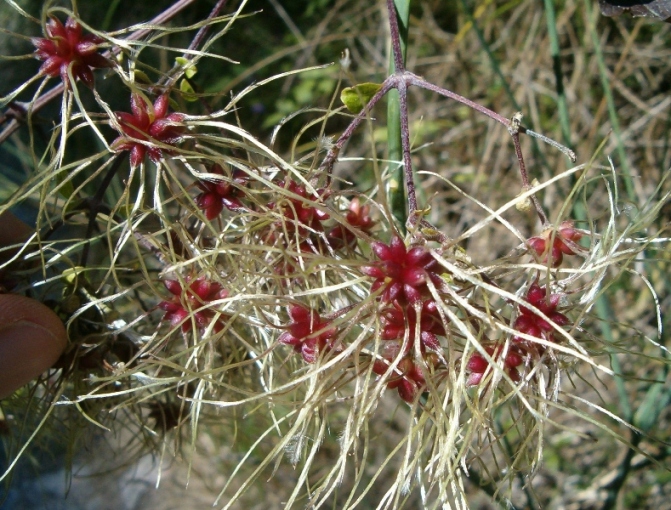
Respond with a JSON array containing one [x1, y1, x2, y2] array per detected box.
[[0, 1, 668, 509]]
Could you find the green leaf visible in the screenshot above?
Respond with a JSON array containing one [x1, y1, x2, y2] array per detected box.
[[175, 57, 198, 79], [179, 79, 198, 102], [133, 70, 152, 84], [340, 82, 383, 113], [62, 266, 86, 286]]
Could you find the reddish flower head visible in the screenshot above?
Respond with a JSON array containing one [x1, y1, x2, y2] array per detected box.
[[33, 16, 111, 88], [527, 221, 584, 268], [327, 198, 376, 249], [112, 94, 185, 167], [466, 345, 523, 386], [363, 237, 444, 304], [271, 181, 330, 234], [196, 164, 249, 220], [513, 284, 569, 345], [380, 300, 445, 352], [372, 351, 440, 403], [278, 305, 337, 363], [159, 276, 229, 333]]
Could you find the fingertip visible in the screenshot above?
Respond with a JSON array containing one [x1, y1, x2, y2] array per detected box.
[[0, 211, 32, 247], [0, 294, 67, 399]]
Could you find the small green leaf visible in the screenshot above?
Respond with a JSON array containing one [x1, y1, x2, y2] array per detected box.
[[175, 57, 198, 79], [340, 82, 383, 113], [133, 70, 152, 84], [62, 266, 85, 286], [180, 79, 198, 102]]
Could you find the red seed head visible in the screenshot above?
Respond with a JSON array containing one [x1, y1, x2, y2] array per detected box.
[[364, 237, 443, 304], [33, 16, 111, 88], [159, 276, 228, 333], [513, 284, 569, 345], [111, 94, 185, 167], [527, 221, 586, 267], [196, 165, 249, 219], [279, 305, 337, 363]]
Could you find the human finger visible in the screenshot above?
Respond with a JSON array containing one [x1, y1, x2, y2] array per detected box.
[[0, 294, 68, 399]]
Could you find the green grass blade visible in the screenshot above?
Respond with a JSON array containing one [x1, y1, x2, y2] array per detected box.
[[583, 0, 636, 202], [543, 0, 571, 147]]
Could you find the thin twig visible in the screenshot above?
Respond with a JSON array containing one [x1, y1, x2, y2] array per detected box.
[[319, 79, 395, 181], [522, 127, 576, 161], [158, 0, 230, 92], [407, 73, 510, 126], [509, 114, 549, 225]]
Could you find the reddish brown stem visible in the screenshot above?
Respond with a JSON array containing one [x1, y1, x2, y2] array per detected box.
[[321, 67, 564, 226], [511, 130, 548, 225], [158, 0, 229, 91], [397, 77, 418, 220], [187, 0, 228, 54], [386, 0, 406, 73], [407, 73, 510, 126], [320, 79, 395, 181]]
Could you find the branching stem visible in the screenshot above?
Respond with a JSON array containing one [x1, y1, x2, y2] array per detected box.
[[320, 0, 575, 229], [321, 71, 563, 226]]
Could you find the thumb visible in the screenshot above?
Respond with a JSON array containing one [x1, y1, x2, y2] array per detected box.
[[0, 294, 67, 399]]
